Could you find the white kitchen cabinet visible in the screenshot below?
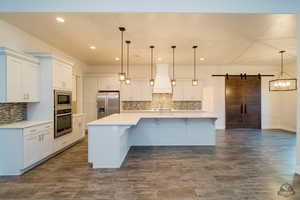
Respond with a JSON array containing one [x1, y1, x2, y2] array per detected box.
[[72, 75, 77, 101], [98, 76, 120, 91], [0, 47, 40, 103], [22, 61, 39, 102], [23, 123, 54, 168], [72, 114, 85, 143], [172, 80, 202, 101], [53, 60, 73, 91], [0, 121, 53, 175], [120, 79, 152, 101], [23, 132, 40, 168], [172, 80, 185, 101]]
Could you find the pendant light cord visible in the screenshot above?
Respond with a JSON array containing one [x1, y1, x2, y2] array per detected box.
[[280, 51, 283, 77], [172, 46, 176, 79], [126, 40, 130, 77], [150, 46, 154, 79], [119, 27, 126, 74], [193, 46, 197, 80]]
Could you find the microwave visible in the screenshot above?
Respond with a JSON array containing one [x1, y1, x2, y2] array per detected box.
[[54, 90, 72, 109]]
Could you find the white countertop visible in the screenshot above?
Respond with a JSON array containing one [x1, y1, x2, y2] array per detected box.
[[88, 112, 218, 126], [0, 120, 53, 129]]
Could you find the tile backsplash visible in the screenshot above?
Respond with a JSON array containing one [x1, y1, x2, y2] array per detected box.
[[0, 103, 27, 124], [122, 94, 201, 111]]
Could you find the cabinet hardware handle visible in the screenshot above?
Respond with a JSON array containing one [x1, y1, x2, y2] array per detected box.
[[240, 104, 243, 114], [244, 104, 247, 114]]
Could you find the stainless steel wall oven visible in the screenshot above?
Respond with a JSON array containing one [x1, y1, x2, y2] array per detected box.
[[54, 90, 72, 138]]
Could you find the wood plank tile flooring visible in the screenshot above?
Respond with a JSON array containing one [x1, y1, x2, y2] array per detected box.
[[0, 129, 299, 200]]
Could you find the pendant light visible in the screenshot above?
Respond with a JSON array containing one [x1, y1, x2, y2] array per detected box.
[[118, 27, 126, 81], [269, 50, 297, 91], [192, 46, 198, 86], [171, 46, 176, 86], [149, 45, 155, 86], [125, 40, 131, 85]]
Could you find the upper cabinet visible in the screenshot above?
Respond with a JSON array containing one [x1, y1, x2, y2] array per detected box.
[[98, 76, 120, 91], [120, 79, 152, 101], [172, 80, 202, 101], [53, 60, 73, 91], [72, 75, 77, 101], [0, 47, 40, 103], [29, 52, 74, 92]]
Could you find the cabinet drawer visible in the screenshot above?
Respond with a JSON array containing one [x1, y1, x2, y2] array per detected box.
[[23, 126, 42, 136]]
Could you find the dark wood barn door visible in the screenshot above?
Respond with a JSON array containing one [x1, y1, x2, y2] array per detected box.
[[225, 76, 261, 129]]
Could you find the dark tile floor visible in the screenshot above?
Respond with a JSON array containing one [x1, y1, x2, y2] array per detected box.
[[0, 129, 299, 200]]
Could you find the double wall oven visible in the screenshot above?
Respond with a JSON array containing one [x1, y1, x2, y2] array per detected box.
[[54, 90, 72, 138]]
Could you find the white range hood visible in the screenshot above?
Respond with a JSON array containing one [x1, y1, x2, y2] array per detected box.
[[153, 64, 172, 93]]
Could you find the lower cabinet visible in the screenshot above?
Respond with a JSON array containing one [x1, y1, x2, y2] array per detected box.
[[23, 123, 54, 168], [53, 114, 85, 152], [0, 115, 85, 176]]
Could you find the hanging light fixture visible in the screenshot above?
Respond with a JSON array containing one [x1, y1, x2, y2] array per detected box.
[[192, 46, 198, 86], [171, 46, 176, 86], [269, 50, 297, 91], [125, 40, 131, 85], [149, 45, 155, 86], [118, 27, 126, 81]]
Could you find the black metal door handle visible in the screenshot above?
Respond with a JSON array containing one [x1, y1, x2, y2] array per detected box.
[[244, 104, 247, 114], [240, 104, 243, 114]]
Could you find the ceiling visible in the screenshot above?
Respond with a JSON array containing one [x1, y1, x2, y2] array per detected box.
[[0, 13, 296, 66]]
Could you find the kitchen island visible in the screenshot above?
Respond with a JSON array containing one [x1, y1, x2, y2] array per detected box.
[[88, 112, 217, 168]]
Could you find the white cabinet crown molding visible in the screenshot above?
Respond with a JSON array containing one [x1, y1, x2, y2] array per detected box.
[[0, 47, 39, 64], [28, 52, 74, 66]]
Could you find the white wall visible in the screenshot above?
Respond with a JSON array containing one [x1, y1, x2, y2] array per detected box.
[[84, 64, 296, 130], [278, 62, 297, 132], [0, 20, 87, 113]]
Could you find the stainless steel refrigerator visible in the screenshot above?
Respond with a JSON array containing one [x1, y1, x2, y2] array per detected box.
[[96, 91, 120, 119]]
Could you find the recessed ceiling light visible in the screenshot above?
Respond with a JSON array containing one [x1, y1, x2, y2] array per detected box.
[[115, 57, 120, 61], [157, 57, 162, 61], [90, 46, 96, 50], [56, 17, 65, 23], [200, 57, 205, 61]]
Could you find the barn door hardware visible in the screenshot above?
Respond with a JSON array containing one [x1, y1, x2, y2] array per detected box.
[[212, 73, 274, 79]]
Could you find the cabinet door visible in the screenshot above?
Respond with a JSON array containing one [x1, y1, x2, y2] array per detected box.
[[53, 61, 73, 91], [172, 80, 184, 101], [53, 61, 62, 89], [41, 129, 53, 158], [120, 83, 131, 101], [184, 81, 202, 101], [22, 61, 39, 102], [6, 56, 23, 102], [24, 133, 40, 168], [72, 75, 77, 101], [98, 76, 120, 91], [63, 64, 73, 91]]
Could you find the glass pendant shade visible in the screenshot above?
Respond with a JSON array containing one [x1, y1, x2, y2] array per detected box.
[[125, 78, 131, 85], [119, 72, 126, 81], [149, 79, 155, 86], [171, 79, 176, 86], [192, 79, 198, 86], [269, 50, 297, 91]]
